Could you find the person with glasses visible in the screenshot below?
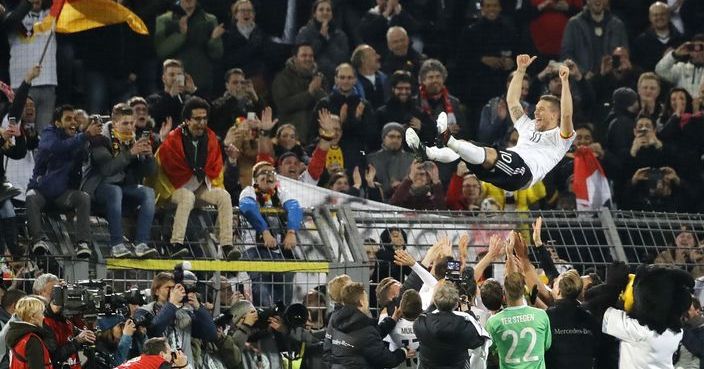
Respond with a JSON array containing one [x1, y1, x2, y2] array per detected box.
[[239, 160, 302, 305], [152, 97, 234, 259], [81, 103, 159, 258]]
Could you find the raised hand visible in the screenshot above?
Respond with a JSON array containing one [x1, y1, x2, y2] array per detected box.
[[514, 232, 528, 259], [365, 164, 377, 185], [394, 249, 417, 267], [211, 23, 225, 39], [532, 216, 543, 247], [487, 234, 504, 259], [458, 232, 470, 262], [258, 106, 278, 131], [516, 54, 537, 71], [352, 166, 362, 189], [559, 64, 570, 81]]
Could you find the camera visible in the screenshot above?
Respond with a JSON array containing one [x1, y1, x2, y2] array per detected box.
[[254, 301, 308, 330], [89, 115, 110, 125], [445, 261, 476, 301], [213, 311, 233, 328], [173, 264, 198, 303], [611, 55, 621, 69], [51, 281, 148, 319]]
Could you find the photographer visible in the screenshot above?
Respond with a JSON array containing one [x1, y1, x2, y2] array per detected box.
[[43, 287, 97, 369], [116, 337, 190, 369], [267, 304, 326, 369], [655, 35, 704, 98], [139, 271, 217, 367], [414, 282, 488, 369], [85, 315, 137, 369]]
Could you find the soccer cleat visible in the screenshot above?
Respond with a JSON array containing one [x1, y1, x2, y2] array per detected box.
[[405, 128, 429, 162], [111, 243, 133, 258], [436, 112, 452, 147], [134, 243, 158, 258]]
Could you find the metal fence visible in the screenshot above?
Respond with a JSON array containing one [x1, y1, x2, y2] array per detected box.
[[6, 206, 704, 309]]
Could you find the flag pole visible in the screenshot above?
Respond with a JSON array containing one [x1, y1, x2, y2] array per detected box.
[[38, 28, 55, 66]]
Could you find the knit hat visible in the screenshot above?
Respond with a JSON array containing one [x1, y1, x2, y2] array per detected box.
[[229, 300, 255, 324], [381, 122, 404, 141], [612, 87, 638, 110], [277, 151, 301, 167], [97, 315, 125, 331]]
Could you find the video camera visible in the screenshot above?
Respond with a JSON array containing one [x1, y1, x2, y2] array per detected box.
[[254, 301, 308, 331], [51, 281, 148, 320], [445, 260, 476, 301]]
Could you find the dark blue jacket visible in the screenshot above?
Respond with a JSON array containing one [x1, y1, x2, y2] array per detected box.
[[28, 126, 89, 198]]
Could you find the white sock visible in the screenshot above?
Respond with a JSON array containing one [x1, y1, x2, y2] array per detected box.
[[426, 146, 461, 163], [448, 138, 486, 165]]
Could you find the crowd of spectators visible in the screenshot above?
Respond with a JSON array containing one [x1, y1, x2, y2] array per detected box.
[[0, 1, 703, 368], [0, 0, 702, 259]]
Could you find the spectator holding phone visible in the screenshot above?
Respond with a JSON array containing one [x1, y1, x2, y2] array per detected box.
[[147, 60, 197, 132], [26, 105, 101, 257], [82, 103, 158, 259], [210, 68, 261, 139], [655, 34, 704, 98]]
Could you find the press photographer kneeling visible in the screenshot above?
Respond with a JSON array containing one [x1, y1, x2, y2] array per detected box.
[[116, 337, 189, 369]]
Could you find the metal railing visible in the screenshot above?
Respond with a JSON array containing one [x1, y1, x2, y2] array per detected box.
[[6, 206, 703, 308]]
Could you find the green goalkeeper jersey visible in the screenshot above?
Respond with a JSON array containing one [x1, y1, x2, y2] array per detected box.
[[486, 304, 552, 369]]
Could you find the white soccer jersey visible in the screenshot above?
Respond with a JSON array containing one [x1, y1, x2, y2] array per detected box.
[[388, 318, 420, 369], [507, 115, 575, 187]]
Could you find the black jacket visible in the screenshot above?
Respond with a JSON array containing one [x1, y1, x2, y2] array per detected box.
[[632, 25, 685, 72], [545, 299, 599, 369], [312, 91, 376, 169], [146, 91, 196, 132], [328, 305, 405, 369], [413, 311, 485, 369], [5, 321, 50, 369]]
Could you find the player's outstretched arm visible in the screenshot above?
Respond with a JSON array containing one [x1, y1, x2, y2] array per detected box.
[[558, 65, 574, 138], [507, 54, 536, 123]]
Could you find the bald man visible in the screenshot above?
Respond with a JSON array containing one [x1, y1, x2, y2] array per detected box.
[[382, 26, 426, 79], [632, 2, 685, 71]]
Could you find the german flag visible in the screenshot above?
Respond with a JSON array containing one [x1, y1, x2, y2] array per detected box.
[[34, 0, 148, 35]]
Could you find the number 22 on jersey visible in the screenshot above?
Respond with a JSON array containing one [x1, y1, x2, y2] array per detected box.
[[501, 327, 539, 364]]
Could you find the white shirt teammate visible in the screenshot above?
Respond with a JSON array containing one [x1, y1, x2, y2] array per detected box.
[[406, 55, 576, 191]]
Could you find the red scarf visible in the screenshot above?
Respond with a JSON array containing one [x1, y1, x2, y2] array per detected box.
[[680, 112, 703, 129], [419, 85, 456, 124], [159, 126, 223, 189]]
